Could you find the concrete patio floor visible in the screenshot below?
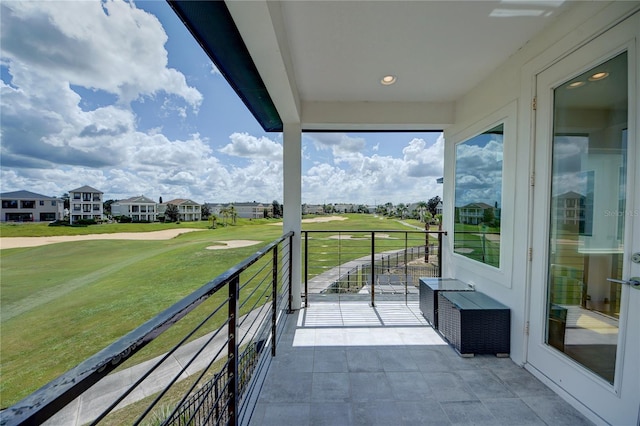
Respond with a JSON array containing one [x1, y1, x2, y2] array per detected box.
[[249, 296, 593, 426]]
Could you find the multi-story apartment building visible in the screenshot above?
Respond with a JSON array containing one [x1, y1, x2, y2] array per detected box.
[[111, 196, 158, 222], [232, 202, 273, 219], [207, 202, 274, 219], [158, 199, 201, 222], [552, 191, 587, 226], [69, 185, 103, 224], [0, 190, 64, 222]]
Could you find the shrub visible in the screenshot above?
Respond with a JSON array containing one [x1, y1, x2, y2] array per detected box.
[[48, 220, 70, 227]]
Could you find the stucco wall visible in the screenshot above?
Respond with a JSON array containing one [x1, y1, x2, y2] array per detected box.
[[441, 1, 639, 365]]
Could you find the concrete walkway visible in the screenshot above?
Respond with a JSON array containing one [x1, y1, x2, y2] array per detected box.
[[45, 307, 270, 425]]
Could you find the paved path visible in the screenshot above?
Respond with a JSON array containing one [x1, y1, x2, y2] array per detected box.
[[45, 308, 270, 425]]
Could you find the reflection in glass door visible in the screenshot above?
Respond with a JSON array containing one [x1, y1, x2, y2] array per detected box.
[[547, 52, 627, 383]]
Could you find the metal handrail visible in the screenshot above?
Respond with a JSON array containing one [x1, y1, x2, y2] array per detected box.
[[302, 229, 446, 306], [0, 232, 294, 426]]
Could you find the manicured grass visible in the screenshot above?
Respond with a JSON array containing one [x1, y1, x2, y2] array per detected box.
[[0, 224, 282, 406], [0, 214, 422, 407], [301, 214, 437, 278], [0, 217, 284, 238], [453, 223, 500, 267]]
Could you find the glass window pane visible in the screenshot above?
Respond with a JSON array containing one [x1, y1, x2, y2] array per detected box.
[[547, 52, 627, 384], [454, 124, 503, 267]]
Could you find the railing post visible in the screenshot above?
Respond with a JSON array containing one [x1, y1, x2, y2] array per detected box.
[[228, 276, 239, 426], [425, 224, 429, 262], [272, 246, 278, 357], [404, 232, 408, 304], [438, 230, 444, 278], [302, 231, 308, 308], [370, 231, 375, 307]]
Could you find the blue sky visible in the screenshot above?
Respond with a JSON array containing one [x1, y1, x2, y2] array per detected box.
[[1, 0, 444, 206]]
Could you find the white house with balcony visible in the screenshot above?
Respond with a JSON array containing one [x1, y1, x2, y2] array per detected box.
[[69, 185, 103, 224], [111, 196, 158, 222], [457, 202, 497, 225], [158, 199, 201, 222], [167, 2, 640, 423], [0, 190, 63, 222]]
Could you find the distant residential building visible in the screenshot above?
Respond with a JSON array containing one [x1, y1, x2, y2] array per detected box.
[[302, 204, 324, 215], [333, 203, 355, 213], [0, 190, 63, 222], [457, 202, 498, 225], [232, 202, 273, 219], [159, 199, 201, 221], [206, 202, 273, 219], [111, 195, 158, 222], [69, 186, 103, 224], [204, 203, 223, 217], [436, 200, 443, 216], [552, 191, 590, 233]]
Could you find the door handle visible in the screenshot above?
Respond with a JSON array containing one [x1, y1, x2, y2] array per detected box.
[[607, 277, 640, 289]]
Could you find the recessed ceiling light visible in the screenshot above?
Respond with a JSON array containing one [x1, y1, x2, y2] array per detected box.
[[567, 81, 586, 89], [588, 72, 609, 81], [381, 75, 397, 85]]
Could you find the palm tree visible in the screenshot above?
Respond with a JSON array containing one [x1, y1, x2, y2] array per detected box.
[[424, 211, 433, 226], [416, 201, 428, 223], [220, 206, 230, 227], [396, 203, 407, 219], [229, 205, 237, 225]]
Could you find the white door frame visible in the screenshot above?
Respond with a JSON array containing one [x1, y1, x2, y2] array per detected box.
[[527, 14, 639, 426]]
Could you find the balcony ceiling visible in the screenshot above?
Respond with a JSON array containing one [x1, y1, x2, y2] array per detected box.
[[171, 0, 575, 131]]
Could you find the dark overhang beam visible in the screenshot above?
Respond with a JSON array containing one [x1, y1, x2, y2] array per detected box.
[[168, 0, 283, 132]]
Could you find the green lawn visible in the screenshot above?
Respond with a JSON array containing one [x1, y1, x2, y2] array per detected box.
[[453, 223, 501, 267], [0, 214, 424, 407]]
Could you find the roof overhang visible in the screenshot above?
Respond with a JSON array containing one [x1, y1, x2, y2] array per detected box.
[[169, 0, 576, 133]]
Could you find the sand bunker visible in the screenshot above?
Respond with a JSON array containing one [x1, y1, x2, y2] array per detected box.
[[328, 233, 394, 240], [269, 215, 348, 225], [205, 240, 261, 250], [0, 228, 203, 250]]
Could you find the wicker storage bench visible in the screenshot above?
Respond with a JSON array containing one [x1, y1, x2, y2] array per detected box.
[[419, 278, 474, 329], [438, 291, 510, 357]]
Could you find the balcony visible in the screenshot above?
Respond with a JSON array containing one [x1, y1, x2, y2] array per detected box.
[[0, 231, 592, 426], [250, 297, 590, 426]]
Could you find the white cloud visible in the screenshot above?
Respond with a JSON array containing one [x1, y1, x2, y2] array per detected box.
[[307, 133, 366, 158], [402, 136, 445, 178], [454, 134, 503, 207], [0, 1, 444, 207], [0, 1, 202, 107], [302, 134, 444, 204], [220, 133, 283, 162]]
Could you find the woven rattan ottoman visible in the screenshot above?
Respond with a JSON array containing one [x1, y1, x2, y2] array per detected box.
[[419, 278, 474, 329], [438, 291, 510, 357]]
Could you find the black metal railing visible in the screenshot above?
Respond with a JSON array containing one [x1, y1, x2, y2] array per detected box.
[[303, 229, 446, 306], [0, 232, 294, 426]]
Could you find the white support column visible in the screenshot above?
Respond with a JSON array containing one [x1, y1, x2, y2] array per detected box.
[[283, 123, 302, 309]]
